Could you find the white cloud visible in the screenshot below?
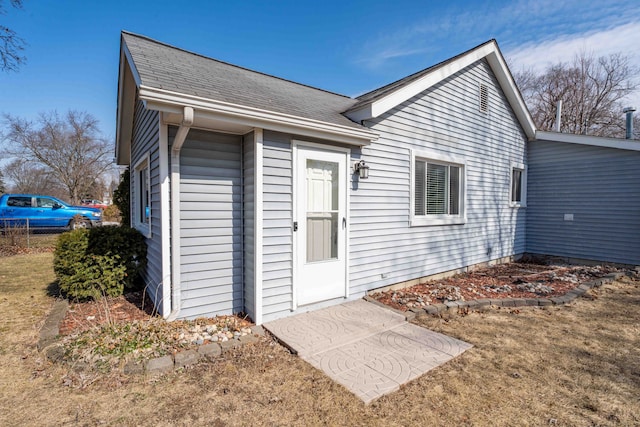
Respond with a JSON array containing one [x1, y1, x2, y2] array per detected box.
[[355, 46, 432, 69], [506, 21, 640, 107], [506, 21, 640, 72], [355, 0, 639, 72]]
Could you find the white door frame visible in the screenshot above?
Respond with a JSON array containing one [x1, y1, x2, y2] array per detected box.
[[292, 140, 350, 310]]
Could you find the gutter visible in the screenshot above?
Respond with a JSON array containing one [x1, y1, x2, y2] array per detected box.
[[166, 106, 194, 321]]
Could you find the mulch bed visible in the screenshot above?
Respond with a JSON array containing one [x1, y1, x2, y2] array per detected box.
[[58, 261, 622, 332], [59, 292, 156, 335], [59, 292, 255, 337], [369, 261, 620, 312]]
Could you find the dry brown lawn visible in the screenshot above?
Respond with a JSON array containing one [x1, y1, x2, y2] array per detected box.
[[0, 252, 638, 426]]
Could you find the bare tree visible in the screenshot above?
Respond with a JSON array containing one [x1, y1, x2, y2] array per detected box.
[[2, 111, 114, 204], [0, 168, 5, 194], [514, 52, 638, 138], [0, 0, 25, 72], [2, 158, 66, 198]]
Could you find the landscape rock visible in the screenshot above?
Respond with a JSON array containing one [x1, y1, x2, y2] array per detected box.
[[124, 360, 144, 375], [238, 334, 259, 344], [174, 349, 200, 369], [45, 344, 65, 363], [146, 355, 174, 375], [220, 339, 242, 352], [198, 343, 222, 360]]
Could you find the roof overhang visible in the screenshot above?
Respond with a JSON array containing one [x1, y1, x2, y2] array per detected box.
[[115, 39, 142, 166], [115, 42, 377, 165], [139, 85, 378, 146], [535, 130, 640, 151], [345, 40, 536, 141]]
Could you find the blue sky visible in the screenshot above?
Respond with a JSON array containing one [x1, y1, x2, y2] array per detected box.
[[1, 0, 639, 144]]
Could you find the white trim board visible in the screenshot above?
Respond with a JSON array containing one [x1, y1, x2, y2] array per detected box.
[[535, 131, 640, 151], [346, 41, 536, 140], [139, 85, 378, 146], [158, 118, 172, 318], [254, 128, 264, 325], [291, 140, 351, 311]]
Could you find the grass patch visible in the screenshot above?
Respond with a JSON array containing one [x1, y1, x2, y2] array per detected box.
[[0, 231, 59, 256], [0, 251, 638, 426]]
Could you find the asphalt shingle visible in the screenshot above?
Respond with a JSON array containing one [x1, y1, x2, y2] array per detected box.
[[123, 32, 363, 130]]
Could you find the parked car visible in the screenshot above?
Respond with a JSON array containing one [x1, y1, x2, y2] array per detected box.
[[81, 199, 108, 210], [0, 194, 102, 230]]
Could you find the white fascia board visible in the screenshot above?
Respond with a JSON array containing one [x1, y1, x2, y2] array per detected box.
[[484, 51, 536, 140], [351, 41, 537, 141], [139, 86, 378, 146], [364, 43, 497, 120], [345, 105, 374, 123], [115, 43, 141, 166], [115, 50, 128, 165], [121, 42, 142, 87], [536, 130, 640, 151]]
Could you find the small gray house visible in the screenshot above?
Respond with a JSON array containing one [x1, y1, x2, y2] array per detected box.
[[115, 32, 639, 323]]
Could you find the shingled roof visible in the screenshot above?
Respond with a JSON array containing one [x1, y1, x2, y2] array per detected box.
[[122, 32, 363, 131]]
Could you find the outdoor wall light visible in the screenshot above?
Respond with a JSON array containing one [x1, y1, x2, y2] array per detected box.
[[353, 160, 370, 179]]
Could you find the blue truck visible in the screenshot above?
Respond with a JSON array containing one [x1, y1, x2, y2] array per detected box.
[[0, 194, 102, 230]]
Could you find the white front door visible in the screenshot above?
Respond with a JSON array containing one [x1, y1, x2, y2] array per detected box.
[[295, 144, 348, 306]]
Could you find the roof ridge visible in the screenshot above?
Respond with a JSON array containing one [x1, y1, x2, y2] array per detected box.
[[121, 31, 354, 101]]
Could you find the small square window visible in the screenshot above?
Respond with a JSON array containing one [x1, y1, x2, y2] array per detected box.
[[412, 150, 466, 226]]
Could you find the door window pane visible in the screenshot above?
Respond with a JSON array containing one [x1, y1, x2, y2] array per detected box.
[[306, 159, 338, 262]]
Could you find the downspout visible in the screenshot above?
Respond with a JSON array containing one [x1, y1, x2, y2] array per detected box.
[[167, 106, 194, 321]]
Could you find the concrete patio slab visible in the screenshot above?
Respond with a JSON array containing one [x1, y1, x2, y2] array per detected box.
[[263, 299, 472, 404]]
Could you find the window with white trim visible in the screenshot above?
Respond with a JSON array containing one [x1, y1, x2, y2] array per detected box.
[[133, 154, 151, 235], [510, 163, 527, 207], [412, 150, 466, 226]]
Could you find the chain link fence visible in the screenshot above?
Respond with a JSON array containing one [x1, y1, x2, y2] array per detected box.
[[0, 218, 65, 249]]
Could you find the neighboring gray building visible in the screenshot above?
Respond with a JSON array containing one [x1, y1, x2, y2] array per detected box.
[[115, 32, 638, 324], [526, 132, 640, 265]]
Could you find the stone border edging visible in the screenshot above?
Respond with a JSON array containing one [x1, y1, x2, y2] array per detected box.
[[37, 301, 267, 376], [365, 272, 628, 321], [37, 299, 69, 351], [39, 270, 636, 375], [124, 325, 267, 376]]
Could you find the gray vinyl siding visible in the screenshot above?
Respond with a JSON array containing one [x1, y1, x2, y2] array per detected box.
[[261, 131, 293, 321], [176, 129, 244, 319], [526, 140, 640, 265], [130, 100, 164, 312], [350, 59, 527, 295], [243, 132, 256, 321]]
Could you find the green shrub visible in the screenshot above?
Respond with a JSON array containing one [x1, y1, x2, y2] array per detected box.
[[102, 204, 121, 222], [87, 225, 147, 290], [113, 168, 130, 226], [53, 226, 147, 300]]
